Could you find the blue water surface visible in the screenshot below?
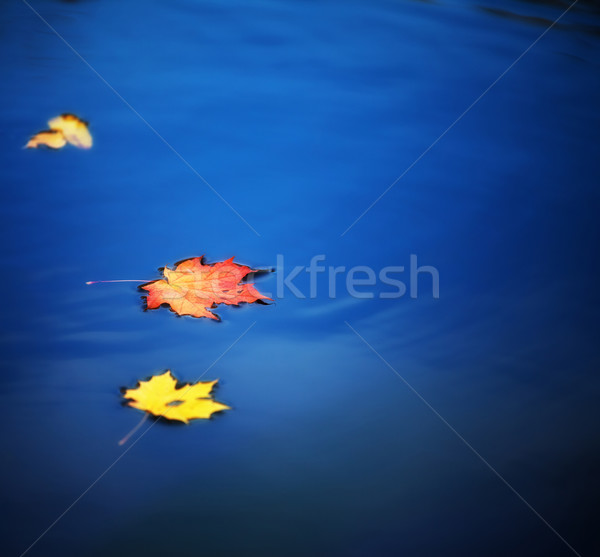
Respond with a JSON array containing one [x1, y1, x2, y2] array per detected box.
[[1, 0, 599, 555]]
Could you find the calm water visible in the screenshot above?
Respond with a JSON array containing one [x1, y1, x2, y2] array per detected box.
[[1, 0, 599, 555]]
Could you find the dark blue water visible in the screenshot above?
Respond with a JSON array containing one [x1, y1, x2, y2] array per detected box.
[[1, 0, 599, 555]]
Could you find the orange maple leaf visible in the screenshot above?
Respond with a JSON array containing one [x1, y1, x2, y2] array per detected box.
[[140, 256, 271, 320]]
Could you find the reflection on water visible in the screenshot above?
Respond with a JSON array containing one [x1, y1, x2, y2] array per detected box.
[[1, 0, 600, 556], [478, 2, 600, 36]]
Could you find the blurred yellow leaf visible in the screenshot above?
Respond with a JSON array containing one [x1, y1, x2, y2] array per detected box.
[[48, 114, 92, 149], [123, 370, 230, 423], [26, 113, 92, 149], [25, 130, 67, 149]]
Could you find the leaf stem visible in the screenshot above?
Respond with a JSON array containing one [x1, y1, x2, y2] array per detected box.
[[86, 280, 150, 285], [118, 413, 149, 446]]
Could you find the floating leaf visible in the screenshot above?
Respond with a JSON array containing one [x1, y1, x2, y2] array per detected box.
[[48, 113, 92, 149], [141, 256, 271, 320], [123, 370, 229, 423], [25, 129, 67, 149], [26, 113, 92, 149]]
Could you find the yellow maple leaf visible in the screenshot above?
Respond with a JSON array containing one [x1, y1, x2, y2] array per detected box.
[[123, 370, 230, 423]]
